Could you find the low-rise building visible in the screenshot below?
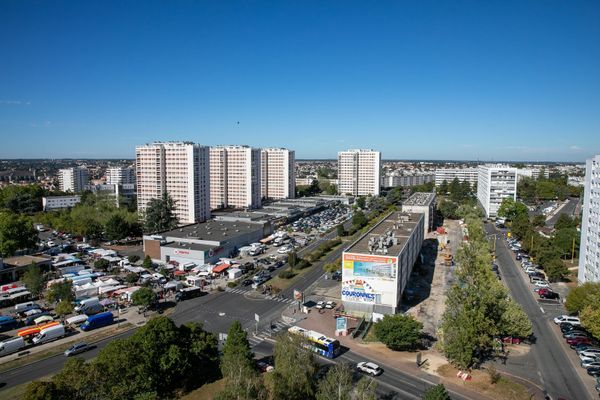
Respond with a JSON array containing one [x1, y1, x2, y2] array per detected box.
[[143, 219, 269, 266], [401, 192, 436, 235], [341, 211, 424, 316], [42, 195, 81, 211], [0, 255, 52, 283]]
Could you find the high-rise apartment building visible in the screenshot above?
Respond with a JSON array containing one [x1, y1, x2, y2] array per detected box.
[[578, 155, 600, 283], [136, 142, 210, 225], [261, 148, 295, 200], [106, 167, 136, 185], [58, 167, 89, 193], [434, 168, 479, 187], [338, 149, 381, 196], [209, 145, 261, 210], [477, 164, 517, 218]]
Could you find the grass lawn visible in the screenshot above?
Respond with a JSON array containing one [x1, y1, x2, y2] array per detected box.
[[180, 379, 226, 400], [436, 364, 532, 400], [0, 323, 133, 373]]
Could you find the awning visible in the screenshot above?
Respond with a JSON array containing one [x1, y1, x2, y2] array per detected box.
[[212, 264, 230, 273]]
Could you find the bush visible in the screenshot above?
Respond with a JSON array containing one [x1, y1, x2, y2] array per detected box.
[[125, 273, 139, 284], [297, 260, 311, 269], [94, 258, 110, 271], [374, 314, 423, 351], [128, 255, 140, 263], [487, 365, 501, 384], [422, 384, 451, 400], [279, 270, 296, 279], [227, 281, 237, 288]]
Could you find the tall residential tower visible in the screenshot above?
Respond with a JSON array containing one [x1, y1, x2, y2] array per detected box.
[[58, 167, 89, 193], [261, 148, 295, 200], [476, 164, 518, 218], [338, 149, 381, 197], [578, 155, 600, 283]]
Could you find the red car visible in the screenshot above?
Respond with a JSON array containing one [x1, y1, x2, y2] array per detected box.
[[538, 288, 559, 299], [568, 337, 592, 347]]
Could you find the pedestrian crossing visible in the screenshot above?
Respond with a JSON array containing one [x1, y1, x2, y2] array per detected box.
[[224, 287, 296, 304], [247, 319, 295, 346]]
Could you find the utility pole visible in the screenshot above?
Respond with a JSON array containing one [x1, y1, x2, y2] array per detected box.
[[571, 237, 576, 263]]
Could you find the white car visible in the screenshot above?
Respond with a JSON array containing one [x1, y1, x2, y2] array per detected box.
[[23, 308, 43, 317], [579, 354, 600, 363], [356, 362, 382, 376], [579, 349, 600, 358], [581, 360, 600, 369], [554, 315, 581, 326], [534, 281, 550, 288], [316, 301, 325, 309], [277, 246, 292, 254], [325, 301, 336, 309], [47, 240, 56, 247]]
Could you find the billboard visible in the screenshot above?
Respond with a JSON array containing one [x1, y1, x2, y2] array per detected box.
[[336, 317, 347, 331], [341, 279, 378, 304], [343, 253, 397, 281]]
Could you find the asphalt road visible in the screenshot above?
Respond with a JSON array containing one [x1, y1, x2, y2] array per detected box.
[[546, 197, 579, 227], [485, 223, 592, 400]]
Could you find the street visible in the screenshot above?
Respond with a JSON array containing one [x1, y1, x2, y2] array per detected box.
[[485, 223, 592, 400]]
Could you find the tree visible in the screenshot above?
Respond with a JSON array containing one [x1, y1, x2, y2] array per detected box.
[[352, 210, 367, 228], [497, 198, 528, 221], [499, 300, 533, 338], [422, 384, 451, 400], [55, 300, 74, 317], [316, 362, 353, 400], [105, 214, 130, 241], [0, 184, 44, 214], [22, 262, 46, 297], [354, 377, 377, 400], [438, 180, 449, 194], [374, 314, 423, 351], [532, 214, 546, 227], [264, 333, 317, 400], [47, 280, 74, 303], [0, 211, 38, 257], [219, 321, 263, 400], [143, 255, 153, 269], [356, 196, 366, 209], [131, 287, 157, 308], [23, 381, 58, 400], [128, 255, 140, 263], [580, 303, 600, 341], [143, 192, 178, 233], [566, 283, 600, 314], [288, 251, 298, 270], [94, 258, 110, 271], [544, 258, 569, 282], [337, 224, 346, 237], [438, 199, 458, 220]]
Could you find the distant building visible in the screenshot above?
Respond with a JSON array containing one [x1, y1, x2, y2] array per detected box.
[[434, 168, 478, 187], [517, 167, 550, 182], [261, 148, 295, 200], [341, 211, 424, 316], [0, 170, 36, 184], [338, 149, 381, 196], [209, 145, 262, 210], [42, 195, 81, 211], [401, 192, 436, 235], [58, 167, 89, 193], [381, 174, 434, 188], [578, 154, 600, 283], [477, 164, 517, 218], [106, 167, 136, 185], [136, 142, 210, 225]]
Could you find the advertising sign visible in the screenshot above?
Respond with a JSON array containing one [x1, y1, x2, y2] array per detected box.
[[341, 279, 377, 304], [293, 290, 303, 301], [343, 253, 397, 281], [336, 317, 347, 331], [174, 249, 190, 255]]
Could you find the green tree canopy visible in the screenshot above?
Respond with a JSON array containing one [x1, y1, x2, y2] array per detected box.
[[55, 300, 74, 317], [0, 184, 44, 214], [566, 283, 600, 314], [0, 211, 38, 257], [374, 314, 423, 351], [422, 384, 451, 400], [352, 210, 367, 228], [497, 198, 528, 221], [143, 192, 179, 233], [47, 280, 74, 304], [316, 363, 353, 400], [105, 213, 131, 241], [22, 262, 46, 297], [131, 287, 157, 308]]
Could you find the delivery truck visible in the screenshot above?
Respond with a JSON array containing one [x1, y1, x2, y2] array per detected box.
[[0, 337, 25, 357], [32, 324, 65, 345]]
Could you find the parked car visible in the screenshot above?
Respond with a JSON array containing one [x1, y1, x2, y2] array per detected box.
[[325, 301, 336, 309], [579, 349, 600, 357], [564, 331, 589, 339], [582, 361, 600, 369], [568, 337, 592, 347], [316, 301, 325, 309], [554, 315, 581, 326], [534, 281, 550, 289], [538, 288, 559, 299], [356, 362, 382, 376], [64, 342, 91, 357], [587, 366, 600, 376], [242, 279, 253, 287]]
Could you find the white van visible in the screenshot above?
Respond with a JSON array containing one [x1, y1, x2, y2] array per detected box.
[[74, 297, 99, 313], [66, 315, 88, 326], [33, 324, 66, 345], [15, 301, 37, 313], [0, 337, 25, 357]]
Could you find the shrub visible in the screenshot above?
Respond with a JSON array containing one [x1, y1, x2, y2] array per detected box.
[[128, 255, 140, 263], [297, 260, 311, 269], [374, 314, 423, 351], [227, 281, 237, 288], [279, 270, 296, 279]]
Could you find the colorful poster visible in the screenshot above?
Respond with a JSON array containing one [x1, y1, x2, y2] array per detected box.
[[336, 317, 347, 331], [343, 253, 397, 281], [341, 279, 377, 303]]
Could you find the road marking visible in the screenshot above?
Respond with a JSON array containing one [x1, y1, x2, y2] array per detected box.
[[540, 307, 545, 314]]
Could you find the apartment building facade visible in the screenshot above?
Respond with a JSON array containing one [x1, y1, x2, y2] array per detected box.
[[106, 167, 136, 185], [338, 149, 381, 196], [261, 148, 295, 200], [58, 167, 89, 193], [579, 155, 600, 283], [434, 168, 479, 187], [136, 142, 210, 225], [209, 145, 261, 210], [477, 164, 518, 218]]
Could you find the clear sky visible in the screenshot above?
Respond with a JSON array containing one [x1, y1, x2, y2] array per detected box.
[[1, 1, 599, 161]]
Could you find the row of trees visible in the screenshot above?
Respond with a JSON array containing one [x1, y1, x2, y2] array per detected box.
[[24, 317, 220, 400], [566, 283, 600, 340], [0, 210, 38, 257], [499, 198, 578, 281], [440, 211, 532, 369], [436, 178, 477, 220], [517, 174, 581, 204]]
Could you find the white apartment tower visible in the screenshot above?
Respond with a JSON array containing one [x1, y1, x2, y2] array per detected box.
[[338, 149, 381, 196], [135, 142, 210, 225], [209, 145, 261, 209], [435, 168, 479, 187], [58, 167, 89, 193], [578, 155, 600, 283], [477, 164, 518, 218], [261, 148, 295, 200], [107, 167, 136, 185]]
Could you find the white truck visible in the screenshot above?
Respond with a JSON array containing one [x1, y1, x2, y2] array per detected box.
[[74, 297, 100, 313], [0, 337, 25, 357], [33, 324, 66, 345]]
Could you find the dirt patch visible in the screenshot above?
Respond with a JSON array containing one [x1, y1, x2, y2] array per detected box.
[[180, 379, 226, 400], [436, 363, 532, 400]]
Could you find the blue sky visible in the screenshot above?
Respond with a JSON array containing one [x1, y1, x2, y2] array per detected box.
[[1, 1, 599, 161]]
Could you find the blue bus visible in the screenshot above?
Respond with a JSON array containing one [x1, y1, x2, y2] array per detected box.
[[288, 326, 341, 358]]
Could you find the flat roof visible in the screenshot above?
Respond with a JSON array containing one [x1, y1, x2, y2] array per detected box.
[[159, 220, 263, 243], [162, 242, 217, 252], [345, 212, 423, 256], [403, 192, 436, 207], [3, 255, 51, 267]]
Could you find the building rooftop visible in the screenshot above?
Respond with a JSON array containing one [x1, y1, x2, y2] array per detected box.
[[157, 220, 263, 244], [403, 192, 436, 207], [345, 212, 423, 256], [2, 255, 51, 268], [162, 242, 217, 252]]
